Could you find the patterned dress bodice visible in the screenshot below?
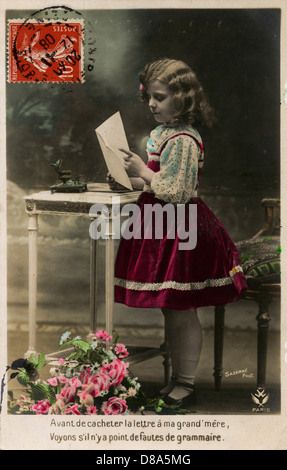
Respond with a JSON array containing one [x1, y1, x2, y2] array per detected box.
[[144, 124, 204, 204]]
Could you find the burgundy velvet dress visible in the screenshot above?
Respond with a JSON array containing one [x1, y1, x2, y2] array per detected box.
[[114, 123, 247, 310]]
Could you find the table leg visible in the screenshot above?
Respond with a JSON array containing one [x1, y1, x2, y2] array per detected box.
[[256, 295, 271, 389], [105, 215, 115, 336], [25, 213, 38, 358], [87, 236, 98, 341]]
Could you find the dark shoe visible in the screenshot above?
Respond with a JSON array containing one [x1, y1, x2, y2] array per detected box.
[[160, 375, 177, 397], [164, 380, 196, 407]]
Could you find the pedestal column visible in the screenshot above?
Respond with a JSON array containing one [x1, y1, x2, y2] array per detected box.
[[26, 212, 38, 357]]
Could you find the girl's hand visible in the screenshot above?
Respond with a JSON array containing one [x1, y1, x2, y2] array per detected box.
[[120, 148, 155, 185], [106, 172, 126, 191], [119, 148, 146, 178]]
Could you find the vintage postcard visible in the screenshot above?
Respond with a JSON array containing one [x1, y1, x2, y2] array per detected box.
[[0, 0, 286, 451]]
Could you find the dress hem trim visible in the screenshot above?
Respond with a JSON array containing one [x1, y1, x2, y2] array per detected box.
[[114, 266, 243, 292]]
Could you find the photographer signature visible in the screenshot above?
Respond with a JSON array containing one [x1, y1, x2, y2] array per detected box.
[[224, 368, 254, 378]]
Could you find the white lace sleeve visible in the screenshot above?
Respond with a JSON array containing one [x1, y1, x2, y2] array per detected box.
[[150, 136, 201, 204]]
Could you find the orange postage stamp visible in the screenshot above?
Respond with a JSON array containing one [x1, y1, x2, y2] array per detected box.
[[7, 18, 85, 83]]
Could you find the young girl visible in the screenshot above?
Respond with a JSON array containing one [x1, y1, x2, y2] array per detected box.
[[108, 58, 247, 406]]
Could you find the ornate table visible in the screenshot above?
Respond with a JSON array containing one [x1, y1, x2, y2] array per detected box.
[[23, 183, 142, 357]]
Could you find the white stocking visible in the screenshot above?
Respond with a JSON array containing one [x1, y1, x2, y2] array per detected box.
[[162, 308, 202, 400]]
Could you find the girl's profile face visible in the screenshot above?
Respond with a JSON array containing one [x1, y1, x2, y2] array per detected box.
[[146, 80, 173, 123]]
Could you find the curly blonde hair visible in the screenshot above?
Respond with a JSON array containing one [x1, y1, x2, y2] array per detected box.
[[139, 58, 215, 128]]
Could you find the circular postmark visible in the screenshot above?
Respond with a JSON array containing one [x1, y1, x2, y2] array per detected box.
[[9, 6, 97, 83]]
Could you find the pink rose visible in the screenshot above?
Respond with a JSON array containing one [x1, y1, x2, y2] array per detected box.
[[56, 376, 81, 404], [101, 359, 128, 387], [58, 383, 76, 403], [94, 330, 112, 342], [76, 372, 111, 399], [52, 397, 66, 414], [58, 376, 69, 384], [84, 383, 100, 398], [102, 397, 128, 415], [65, 404, 81, 415], [69, 376, 82, 388], [79, 367, 92, 384], [92, 372, 111, 390], [47, 377, 58, 386], [31, 399, 51, 414], [89, 372, 111, 397], [77, 384, 95, 407], [114, 343, 129, 358], [86, 406, 98, 415]]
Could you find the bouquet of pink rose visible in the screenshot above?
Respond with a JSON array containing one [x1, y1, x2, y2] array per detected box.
[[8, 330, 148, 416], [8, 330, 190, 415]]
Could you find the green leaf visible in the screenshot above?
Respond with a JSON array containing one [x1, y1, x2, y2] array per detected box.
[[28, 353, 39, 366], [66, 351, 81, 361], [59, 339, 90, 353], [29, 382, 57, 403], [17, 369, 29, 386], [113, 334, 120, 345], [37, 352, 46, 370], [8, 403, 21, 414], [47, 386, 58, 404], [29, 382, 48, 398]]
